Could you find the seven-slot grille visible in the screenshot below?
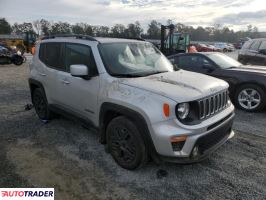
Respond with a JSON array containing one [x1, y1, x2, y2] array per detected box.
[[198, 90, 229, 120]]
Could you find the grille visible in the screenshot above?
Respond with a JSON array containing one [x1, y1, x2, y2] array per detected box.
[[198, 90, 229, 120], [196, 127, 231, 153]]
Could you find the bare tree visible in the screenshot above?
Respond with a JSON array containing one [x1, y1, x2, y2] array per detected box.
[[33, 20, 42, 36]]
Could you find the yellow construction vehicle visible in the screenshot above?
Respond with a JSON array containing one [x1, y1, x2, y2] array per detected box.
[[0, 32, 37, 54]]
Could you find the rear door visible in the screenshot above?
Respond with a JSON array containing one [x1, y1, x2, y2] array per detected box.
[[246, 40, 261, 65], [56, 43, 100, 122], [255, 40, 266, 65], [39, 42, 65, 103]]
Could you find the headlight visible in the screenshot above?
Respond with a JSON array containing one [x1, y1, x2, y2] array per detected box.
[[177, 103, 190, 119]]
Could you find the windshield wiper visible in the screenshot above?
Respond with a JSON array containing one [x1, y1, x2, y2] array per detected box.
[[226, 66, 238, 69], [142, 70, 169, 76], [111, 73, 144, 78], [111, 70, 169, 78]]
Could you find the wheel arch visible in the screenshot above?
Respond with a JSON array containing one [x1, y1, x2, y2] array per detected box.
[[28, 78, 46, 102], [233, 81, 266, 95], [99, 102, 159, 161]]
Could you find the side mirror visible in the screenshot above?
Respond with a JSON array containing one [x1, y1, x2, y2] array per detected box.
[[70, 64, 90, 79], [258, 49, 266, 55]]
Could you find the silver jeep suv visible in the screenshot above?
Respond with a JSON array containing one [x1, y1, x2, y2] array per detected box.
[[29, 35, 235, 170]]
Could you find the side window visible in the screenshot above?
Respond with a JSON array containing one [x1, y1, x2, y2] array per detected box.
[[168, 57, 179, 70], [259, 41, 266, 50], [39, 44, 46, 63], [178, 55, 201, 69], [178, 56, 191, 68], [168, 56, 178, 65], [199, 57, 212, 67], [249, 40, 261, 50], [39, 43, 65, 70], [65, 43, 98, 76]]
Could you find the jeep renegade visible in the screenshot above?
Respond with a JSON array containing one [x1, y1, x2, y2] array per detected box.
[[29, 35, 235, 170]]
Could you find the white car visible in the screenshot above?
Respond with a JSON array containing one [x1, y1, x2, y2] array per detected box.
[[29, 35, 235, 169], [214, 43, 235, 52]]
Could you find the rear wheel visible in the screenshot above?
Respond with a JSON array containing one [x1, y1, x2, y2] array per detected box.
[[223, 48, 228, 52], [32, 88, 52, 120], [12, 55, 23, 65], [234, 84, 266, 112], [106, 116, 148, 170]]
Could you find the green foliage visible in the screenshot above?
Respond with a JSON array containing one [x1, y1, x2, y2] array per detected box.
[[12, 22, 34, 34], [2, 18, 260, 42], [0, 18, 11, 34], [110, 24, 126, 38], [147, 20, 161, 39], [50, 22, 71, 35]]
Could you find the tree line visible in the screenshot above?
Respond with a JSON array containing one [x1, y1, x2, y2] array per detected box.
[[0, 18, 261, 43]]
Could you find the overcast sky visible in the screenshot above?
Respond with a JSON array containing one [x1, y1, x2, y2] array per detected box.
[[1, 0, 266, 31]]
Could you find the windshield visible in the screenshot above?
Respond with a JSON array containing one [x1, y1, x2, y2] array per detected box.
[[206, 53, 242, 69], [99, 42, 174, 77]]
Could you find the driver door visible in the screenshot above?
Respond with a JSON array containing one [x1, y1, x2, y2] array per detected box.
[[55, 43, 100, 123]]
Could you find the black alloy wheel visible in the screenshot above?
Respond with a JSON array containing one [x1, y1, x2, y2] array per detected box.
[[32, 88, 51, 120], [106, 116, 148, 170]]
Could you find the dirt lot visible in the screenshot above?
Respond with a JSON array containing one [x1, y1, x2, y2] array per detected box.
[[0, 63, 265, 200]]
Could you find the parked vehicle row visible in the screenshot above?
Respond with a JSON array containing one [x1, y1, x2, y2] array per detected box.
[[194, 42, 235, 52], [194, 43, 220, 52], [168, 52, 266, 112], [29, 35, 235, 170]]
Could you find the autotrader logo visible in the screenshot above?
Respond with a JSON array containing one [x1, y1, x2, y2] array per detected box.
[[0, 188, 54, 200]]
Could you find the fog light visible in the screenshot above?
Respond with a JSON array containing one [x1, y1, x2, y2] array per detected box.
[[171, 136, 187, 151], [192, 146, 199, 157]]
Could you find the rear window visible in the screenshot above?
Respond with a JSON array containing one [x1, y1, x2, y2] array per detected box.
[[242, 41, 252, 49], [259, 40, 266, 50], [249, 40, 261, 50], [39, 43, 65, 70]]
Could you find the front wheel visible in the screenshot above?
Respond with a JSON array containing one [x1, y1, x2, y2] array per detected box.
[[32, 88, 53, 120], [106, 116, 148, 170], [12, 55, 24, 65], [234, 84, 266, 112]]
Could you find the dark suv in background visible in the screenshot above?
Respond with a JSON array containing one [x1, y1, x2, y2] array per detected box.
[[238, 38, 266, 66]]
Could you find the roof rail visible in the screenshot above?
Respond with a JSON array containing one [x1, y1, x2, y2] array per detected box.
[[125, 37, 145, 41], [41, 34, 97, 41]]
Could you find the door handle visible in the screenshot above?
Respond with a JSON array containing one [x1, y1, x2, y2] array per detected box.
[[61, 80, 70, 84], [38, 72, 46, 76]]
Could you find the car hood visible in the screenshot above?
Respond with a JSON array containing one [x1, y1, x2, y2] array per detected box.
[[227, 65, 266, 75], [119, 70, 228, 103]]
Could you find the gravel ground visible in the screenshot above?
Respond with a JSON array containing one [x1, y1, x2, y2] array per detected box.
[[0, 63, 265, 200]]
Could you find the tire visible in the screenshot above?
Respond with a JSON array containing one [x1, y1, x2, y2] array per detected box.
[[223, 48, 228, 52], [106, 116, 148, 170], [234, 84, 266, 112], [32, 88, 53, 120], [12, 55, 23, 66]]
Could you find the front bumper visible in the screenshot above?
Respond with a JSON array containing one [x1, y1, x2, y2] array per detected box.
[[150, 106, 235, 163]]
